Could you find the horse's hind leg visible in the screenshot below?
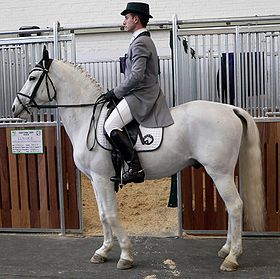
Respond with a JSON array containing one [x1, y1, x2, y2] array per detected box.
[[210, 173, 243, 271]]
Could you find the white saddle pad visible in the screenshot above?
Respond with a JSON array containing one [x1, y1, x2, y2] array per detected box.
[[96, 106, 163, 152]]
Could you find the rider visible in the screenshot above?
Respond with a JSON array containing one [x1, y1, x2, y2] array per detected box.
[[104, 2, 174, 184]]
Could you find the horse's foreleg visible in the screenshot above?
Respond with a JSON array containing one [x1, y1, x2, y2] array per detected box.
[[90, 177, 113, 263], [211, 173, 243, 272], [218, 218, 231, 258], [90, 208, 113, 264], [91, 176, 133, 269]]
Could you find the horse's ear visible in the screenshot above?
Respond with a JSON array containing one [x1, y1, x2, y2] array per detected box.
[[42, 45, 49, 62], [40, 45, 53, 69]]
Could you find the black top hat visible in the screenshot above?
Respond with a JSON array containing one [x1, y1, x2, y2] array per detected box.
[[121, 2, 153, 18]]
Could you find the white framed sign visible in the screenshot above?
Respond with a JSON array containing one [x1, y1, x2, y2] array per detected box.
[[11, 129, 44, 154]]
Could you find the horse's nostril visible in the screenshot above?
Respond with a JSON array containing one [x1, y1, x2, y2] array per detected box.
[[12, 105, 15, 112]]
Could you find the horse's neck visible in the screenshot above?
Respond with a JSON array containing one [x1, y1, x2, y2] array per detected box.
[[51, 61, 103, 145]]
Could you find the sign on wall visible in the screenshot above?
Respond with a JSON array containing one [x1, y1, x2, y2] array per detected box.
[[11, 129, 44, 154]]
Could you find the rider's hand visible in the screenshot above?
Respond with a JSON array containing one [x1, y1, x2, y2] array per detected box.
[[103, 89, 115, 101]]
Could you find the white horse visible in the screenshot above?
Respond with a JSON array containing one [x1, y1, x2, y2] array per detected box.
[[12, 54, 265, 272]]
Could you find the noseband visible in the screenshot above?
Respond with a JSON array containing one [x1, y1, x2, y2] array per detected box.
[[16, 59, 56, 114]]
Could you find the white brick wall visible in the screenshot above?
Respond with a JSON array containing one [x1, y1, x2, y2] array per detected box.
[[1, 0, 279, 31], [1, 0, 280, 59]]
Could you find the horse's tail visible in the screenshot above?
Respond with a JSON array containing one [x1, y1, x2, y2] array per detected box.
[[233, 108, 266, 231]]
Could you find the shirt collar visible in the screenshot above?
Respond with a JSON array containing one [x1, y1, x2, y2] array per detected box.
[[130, 28, 148, 44]]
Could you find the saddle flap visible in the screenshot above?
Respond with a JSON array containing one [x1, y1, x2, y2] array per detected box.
[[135, 126, 163, 151], [96, 106, 163, 152]]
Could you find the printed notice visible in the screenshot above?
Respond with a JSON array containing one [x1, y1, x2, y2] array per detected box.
[[11, 129, 44, 154]]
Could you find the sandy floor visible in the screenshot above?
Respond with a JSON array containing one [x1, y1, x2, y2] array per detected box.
[[82, 174, 178, 236]]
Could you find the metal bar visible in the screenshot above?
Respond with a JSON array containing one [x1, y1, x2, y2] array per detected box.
[[270, 33, 275, 113], [240, 33, 245, 108], [209, 35, 214, 101], [195, 35, 201, 100], [0, 35, 71, 46], [263, 34, 269, 113], [1, 49, 7, 117], [0, 228, 83, 234], [76, 170, 83, 232], [187, 35, 192, 100], [252, 33, 257, 116], [248, 33, 253, 115], [71, 33, 77, 63], [260, 33, 265, 117], [266, 112, 280, 117], [0, 27, 53, 36], [183, 230, 280, 237], [235, 26, 242, 108], [177, 172, 183, 237], [225, 35, 230, 104], [172, 14, 179, 106], [256, 33, 261, 116], [175, 15, 280, 26], [178, 24, 280, 37], [276, 35, 280, 111], [271, 33, 276, 112], [202, 35, 208, 100], [0, 121, 57, 127], [0, 49, 4, 117], [172, 15, 183, 237], [255, 116, 280, 122], [1, 15, 280, 37], [217, 34, 222, 103], [53, 21, 66, 236], [244, 34, 249, 111], [0, 118, 26, 122]]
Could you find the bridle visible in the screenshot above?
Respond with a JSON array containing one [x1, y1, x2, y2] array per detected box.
[[15, 56, 108, 151], [16, 59, 56, 114], [16, 58, 107, 112]]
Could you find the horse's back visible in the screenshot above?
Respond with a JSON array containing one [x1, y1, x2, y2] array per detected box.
[[171, 100, 237, 119], [170, 101, 243, 133]]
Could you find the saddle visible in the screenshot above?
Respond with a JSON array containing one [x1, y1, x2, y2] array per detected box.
[[98, 99, 163, 191]]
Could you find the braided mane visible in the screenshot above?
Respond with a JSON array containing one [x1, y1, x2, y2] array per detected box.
[[60, 60, 104, 95]]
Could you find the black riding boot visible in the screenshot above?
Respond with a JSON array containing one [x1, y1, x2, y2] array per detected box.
[[109, 129, 145, 184]]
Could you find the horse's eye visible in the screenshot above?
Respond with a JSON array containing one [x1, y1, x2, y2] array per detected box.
[[29, 76, 36, 81]]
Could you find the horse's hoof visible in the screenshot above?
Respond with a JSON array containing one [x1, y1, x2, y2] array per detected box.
[[220, 258, 239, 272], [117, 258, 133, 270], [90, 253, 107, 264], [218, 248, 229, 258]]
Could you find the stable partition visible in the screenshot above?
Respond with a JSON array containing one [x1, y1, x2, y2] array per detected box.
[[0, 126, 81, 231]]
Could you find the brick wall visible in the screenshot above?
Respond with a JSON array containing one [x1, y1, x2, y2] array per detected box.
[[1, 0, 279, 59], [2, 0, 279, 30]]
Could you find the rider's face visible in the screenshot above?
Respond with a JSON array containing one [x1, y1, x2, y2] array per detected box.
[[123, 13, 138, 33]]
